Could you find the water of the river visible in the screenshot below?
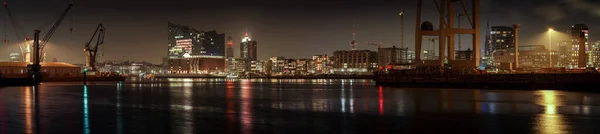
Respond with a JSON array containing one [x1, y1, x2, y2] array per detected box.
[[0, 78, 599, 134]]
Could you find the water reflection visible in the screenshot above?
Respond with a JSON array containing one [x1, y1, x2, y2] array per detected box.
[[4, 79, 600, 133], [225, 80, 236, 134], [535, 90, 568, 134], [378, 86, 384, 116], [83, 85, 90, 134], [240, 79, 253, 134], [116, 82, 123, 134], [23, 86, 33, 134]]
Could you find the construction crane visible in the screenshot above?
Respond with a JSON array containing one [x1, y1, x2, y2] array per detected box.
[[29, 3, 73, 79], [366, 42, 383, 49], [3, 1, 31, 62], [84, 24, 105, 71]]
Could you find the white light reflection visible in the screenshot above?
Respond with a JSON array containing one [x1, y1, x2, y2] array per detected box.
[[350, 84, 354, 113], [341, 86, 346, 113], [116, 82, 123, 134], [583, 96, 591, 115], [535, 90, 568, 134], [182, 81, 193, 133]]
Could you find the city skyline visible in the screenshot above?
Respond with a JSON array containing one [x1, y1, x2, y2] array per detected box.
[[0, 0, 599, 64]]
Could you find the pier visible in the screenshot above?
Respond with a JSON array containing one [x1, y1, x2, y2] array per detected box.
[[375, 72, 600, 91]]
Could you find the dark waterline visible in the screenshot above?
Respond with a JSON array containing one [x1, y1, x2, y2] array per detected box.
[[1, 78, 600, 134]]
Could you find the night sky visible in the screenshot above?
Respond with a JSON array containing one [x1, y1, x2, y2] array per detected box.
[[0, 0, 597, 64]]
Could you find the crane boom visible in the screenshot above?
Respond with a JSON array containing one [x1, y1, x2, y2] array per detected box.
[[29, 3, 73, 81], [4, 2, 31, 62], [4, 2, 26, 40], [365, 42, 383, 49], [84, 24, 105, 71], [40, 3, 73, 49]]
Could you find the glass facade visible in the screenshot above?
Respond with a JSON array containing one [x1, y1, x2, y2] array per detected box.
[[168, 22, 225, 59]]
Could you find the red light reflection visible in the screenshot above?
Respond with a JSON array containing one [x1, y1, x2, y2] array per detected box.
[[379, 86, 384, 116], [226, 81, 236, 134]]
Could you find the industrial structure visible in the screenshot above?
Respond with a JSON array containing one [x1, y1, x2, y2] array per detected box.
[[83, 24, 106, 71], [414, 0, 480, 69]]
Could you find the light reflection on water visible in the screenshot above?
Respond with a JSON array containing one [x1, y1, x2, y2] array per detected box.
[[23, 86, 33, 134], [535, 90, 567, 134], [1, 79, 600, 133]]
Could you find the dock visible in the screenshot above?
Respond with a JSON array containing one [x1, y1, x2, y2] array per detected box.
[[375, 73, 600, 91]]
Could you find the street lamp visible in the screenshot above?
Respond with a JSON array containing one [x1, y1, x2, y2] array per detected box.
[[548, 28, 554, 68]]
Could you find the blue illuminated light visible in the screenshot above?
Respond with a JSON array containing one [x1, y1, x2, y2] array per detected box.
[[83, 85, 90, 134]]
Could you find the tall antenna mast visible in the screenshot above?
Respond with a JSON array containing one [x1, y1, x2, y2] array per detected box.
[[400, 11, 404, 49], [352, 20, 356, 50]]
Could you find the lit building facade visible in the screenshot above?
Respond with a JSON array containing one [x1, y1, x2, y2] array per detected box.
[[9, 53, 20, 62], [559, 24, 590, 68], [333, 50, 377, 73], [283, 59, 297, 74], [250, 60, 265, 73], [423, 50, 437, 60], [269, 56, 286, 75], [484, 26, 515, 69], [518, 45, 551, 68], [591, 41, 600, 67], [490, 26, 516, 51], [227, 58, 247, 73], [455, 49, 473, 61], [377, 46, 409, 67], [493, 45, 558, 68], [168, 56, 225, 74], [168, 22, 226, 58], [295, 59, 310, 75], [310, 55, 331, 74]]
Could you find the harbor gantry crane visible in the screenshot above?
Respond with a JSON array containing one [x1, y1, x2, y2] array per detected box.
[[84, 24, 105, 71], [29, 3, 73, 80]]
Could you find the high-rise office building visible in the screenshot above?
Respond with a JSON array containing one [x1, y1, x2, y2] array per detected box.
[[490, 26, 516, 51], [240, 32, 258, 61], [485, 26, 516, 66], [560, 24, 590, 68], [240, 32, 258, 72], [226, 36, 234, 58]]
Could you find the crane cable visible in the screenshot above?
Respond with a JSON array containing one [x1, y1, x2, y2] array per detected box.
[[2, 12, 6, 43]]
